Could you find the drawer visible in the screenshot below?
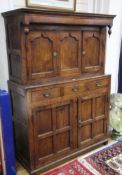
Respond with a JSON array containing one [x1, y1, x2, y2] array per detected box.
[[63, 82, 86, 96], [86, 78, 109, 90], [63, 76, 110, 97], [31, 87, 61, 102]]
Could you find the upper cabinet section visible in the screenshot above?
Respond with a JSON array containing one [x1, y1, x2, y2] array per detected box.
[[2, 9, 115, 84]]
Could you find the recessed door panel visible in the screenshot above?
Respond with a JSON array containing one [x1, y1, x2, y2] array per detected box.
[[95, 96, 105, 117], [59, 31, 81, 77], [79, 99, 92, 122], [56, 104, 70, 129], [34, 108, 53, 135], [27, 31, 57, 80], [83, 32, 100, 67], [56, 131, 70, 152], [78, 124, 92, 143], [38, 136, 53, 158], [93, 120, 105, 137], [82, 29, 105, 74]]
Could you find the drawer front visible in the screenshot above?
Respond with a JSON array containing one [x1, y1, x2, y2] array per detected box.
[[32, 87, 61, 102], [63, 82, 86, 96], [85, 78, 109, 90], [63, 76, 110, 97]]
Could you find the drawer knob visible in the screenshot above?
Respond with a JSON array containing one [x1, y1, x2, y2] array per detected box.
[[43, 92, 51, 97], [53, 51, 58, 58], [72, 86, 79, 92], [96, 82, 101, 87], [82, 50, 86, 55]]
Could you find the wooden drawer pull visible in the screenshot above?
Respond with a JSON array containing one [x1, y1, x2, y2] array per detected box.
[[43, 92, 51, 97], [96, 81, 102, 87]]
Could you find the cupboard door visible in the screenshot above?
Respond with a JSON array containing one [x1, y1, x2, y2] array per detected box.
[[27, 31, 58, 80], [82, 29, 105, 74], [33, 100, 76, 168], [59, 31, 81, 77], [78, 93, 108, 147]]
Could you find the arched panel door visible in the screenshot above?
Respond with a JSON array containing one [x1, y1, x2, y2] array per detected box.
[[82, 29, 106, 74], [27, 31, 58, 81], [58, 31, 81, 77]]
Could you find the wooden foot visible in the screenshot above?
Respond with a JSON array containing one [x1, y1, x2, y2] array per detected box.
[[103, 141, 108, 145]]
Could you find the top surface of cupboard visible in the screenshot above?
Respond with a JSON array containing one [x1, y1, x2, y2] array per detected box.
[[3, 9, 115, 85]]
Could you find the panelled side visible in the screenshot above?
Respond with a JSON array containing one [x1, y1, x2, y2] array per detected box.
[[5, 16, 23, 83], [8, 83, 31, 170]]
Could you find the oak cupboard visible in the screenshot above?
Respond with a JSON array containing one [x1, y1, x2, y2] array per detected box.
[[2, 9, 115, 174]]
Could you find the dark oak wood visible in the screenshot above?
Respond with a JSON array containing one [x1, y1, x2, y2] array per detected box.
[[3, 9, 114, 175]]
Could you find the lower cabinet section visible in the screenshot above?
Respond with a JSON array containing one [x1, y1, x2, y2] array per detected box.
[[9, 75, 110, 174]]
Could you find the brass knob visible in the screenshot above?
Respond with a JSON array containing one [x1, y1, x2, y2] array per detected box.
[[82, 50, 86, 55], [53, 51, 58, 58]]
